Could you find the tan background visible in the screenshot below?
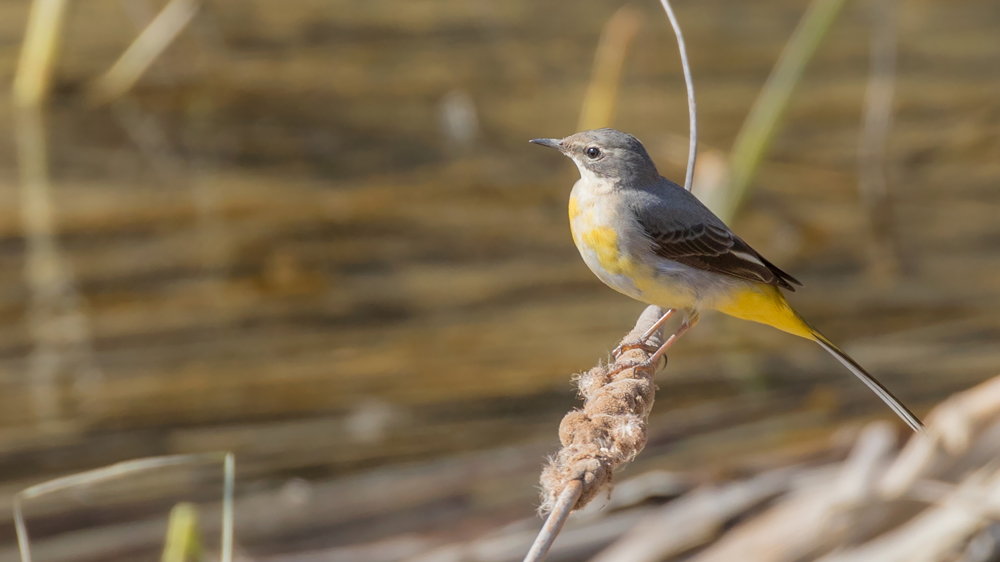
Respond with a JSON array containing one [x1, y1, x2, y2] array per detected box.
[[0, 0, 998, 559]]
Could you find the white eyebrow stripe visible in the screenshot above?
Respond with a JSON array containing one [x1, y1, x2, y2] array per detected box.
[[730, 250, 766, 267]]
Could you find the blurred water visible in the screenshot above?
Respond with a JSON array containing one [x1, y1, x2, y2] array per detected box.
[[0, 0, 998, 560]]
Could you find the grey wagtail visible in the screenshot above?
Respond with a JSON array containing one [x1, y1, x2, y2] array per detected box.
[[531, 128, 923, 432]]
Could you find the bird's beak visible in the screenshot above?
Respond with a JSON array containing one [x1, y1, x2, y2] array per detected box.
[[529, 138, 562, 150]]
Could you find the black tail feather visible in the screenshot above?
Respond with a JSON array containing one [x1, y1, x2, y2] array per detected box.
[[813, 332, 923, 433]]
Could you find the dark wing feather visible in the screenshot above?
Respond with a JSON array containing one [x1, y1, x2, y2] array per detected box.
[[638, 220, 801, 291]]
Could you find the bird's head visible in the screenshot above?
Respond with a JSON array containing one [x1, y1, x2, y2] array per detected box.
[[530, 128, 659, 187]]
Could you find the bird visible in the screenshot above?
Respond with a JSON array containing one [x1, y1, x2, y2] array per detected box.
[[530, 128, 923, 433]]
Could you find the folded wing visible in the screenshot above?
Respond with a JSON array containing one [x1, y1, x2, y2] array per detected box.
[[637, 219, 802, 291]]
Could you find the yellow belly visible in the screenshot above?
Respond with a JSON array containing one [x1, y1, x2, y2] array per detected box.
[[578, 226, 632, 275], [570, 197, 630, 273], [570, 196, 694, 307], [569, 196, 641, 294]]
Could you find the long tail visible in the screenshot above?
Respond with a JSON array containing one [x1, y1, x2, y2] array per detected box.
[[812, 332, 924, 433], [718, 285, 924, 432]]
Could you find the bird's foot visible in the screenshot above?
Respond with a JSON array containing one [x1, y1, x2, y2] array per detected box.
[[612, 308, 677, 359], [611, 339, 660, 359], [605, 356, 666, 378]]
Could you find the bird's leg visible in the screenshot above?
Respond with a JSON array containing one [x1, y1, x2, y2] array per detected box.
[[607, 311, 699, 377], [643, 310, 699, 370], [612, 309, 676, 358]]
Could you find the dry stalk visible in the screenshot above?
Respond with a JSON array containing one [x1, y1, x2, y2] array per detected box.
[[577, 6, 641, 132], [522, 481, 583, 562], [857, 0, 900, 281], [86, 0, 201, 105], [656, 0, 697, 191], [13, 0, 104, 421], [820, 466, 1000, 562], [539, 305, 667, 513], [688, 422, 898, 562], [590, 467, 795, 562], [523, 305, 668, 562], [880, 374, 1000, 499], [12, 0, 69, 107], [14, 453, 234, 562]]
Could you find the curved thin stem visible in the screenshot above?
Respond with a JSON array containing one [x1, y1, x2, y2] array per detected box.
[[523, 480, 584, 562], [658, 0, 697, 191]]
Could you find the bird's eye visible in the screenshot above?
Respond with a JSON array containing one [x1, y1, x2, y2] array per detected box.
[[585, 146, 601, 159]]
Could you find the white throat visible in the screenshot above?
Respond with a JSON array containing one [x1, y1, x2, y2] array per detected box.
[[570, 157, 617, 193]]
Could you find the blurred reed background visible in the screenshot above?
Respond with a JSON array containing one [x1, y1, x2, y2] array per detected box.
[[0, 0, 998, 561]]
